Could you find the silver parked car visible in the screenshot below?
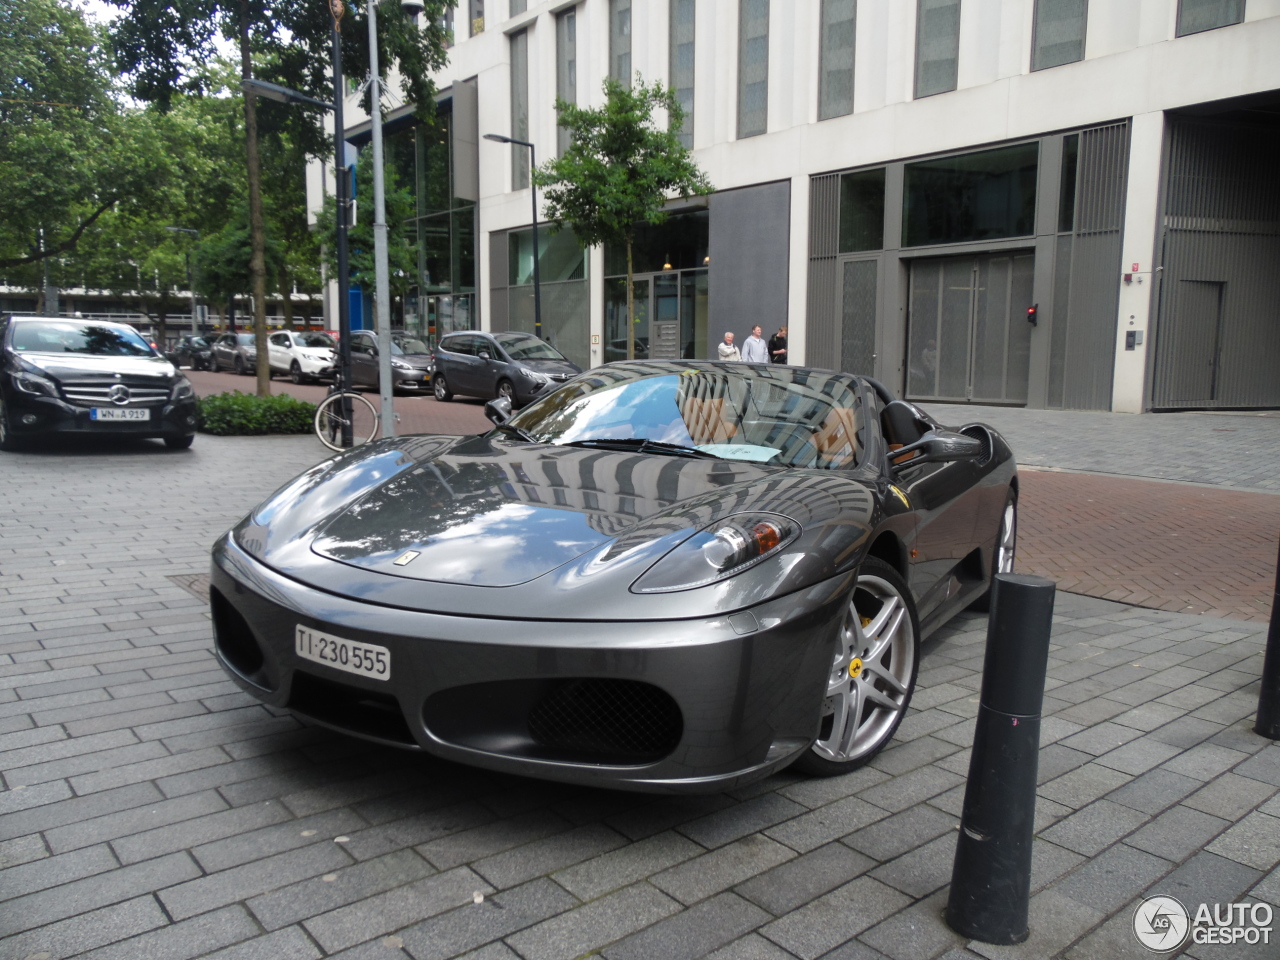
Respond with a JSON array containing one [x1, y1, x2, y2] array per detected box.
[[210, 333, 258, 375]]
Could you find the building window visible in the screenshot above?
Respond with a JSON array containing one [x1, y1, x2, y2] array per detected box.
[[819, 0, 856, 120], [442, 5, 455, 46], [839, 168, 885, 252], [469, 0, 484, 35], [737, 0, 769, 138], [1058, 133, 1079, 232], [1176, 0, 1244, 36], [915, 0, 961, 99], [557, 7, 578, 156], [510, 30, 529, 189], [1032, 0, 1087, 71], [610, 0, 632, 86], [510, 0, 526, 15], [669, 0, 695, 148], [903, 142, 1039, 246]]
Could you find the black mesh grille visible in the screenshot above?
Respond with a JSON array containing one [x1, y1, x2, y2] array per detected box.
[[210, 586, 266, 682], [960, 425, 993, 464], [527, 679, 682, 763]]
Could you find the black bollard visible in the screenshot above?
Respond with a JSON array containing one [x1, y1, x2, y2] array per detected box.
[[945, 573, 1056, 945], [1255, 538, 1280, 740]]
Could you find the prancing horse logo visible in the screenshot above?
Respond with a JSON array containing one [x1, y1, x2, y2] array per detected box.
[[108, 384, 131, 405]]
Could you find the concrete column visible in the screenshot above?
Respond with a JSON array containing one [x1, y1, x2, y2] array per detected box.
[[1111, 110, 1164, 414], [589, 245, 605, 369], [787, 173, 808, 366]]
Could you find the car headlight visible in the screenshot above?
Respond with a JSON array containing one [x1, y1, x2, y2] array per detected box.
[[631, 512, 799, 593], [525, 370, 549, 384], [12, 371, 57, 397], [391, 359, 412, 370], [171, 378, 195, 401]]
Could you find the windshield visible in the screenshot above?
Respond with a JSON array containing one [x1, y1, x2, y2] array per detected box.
[[394, 336, 429, 355], [295, 333, 335, 349], [498, 335, 567, 362], [11, 321, 154, 357], [190, 337, 208, 347], [508, 364, 863, 469]]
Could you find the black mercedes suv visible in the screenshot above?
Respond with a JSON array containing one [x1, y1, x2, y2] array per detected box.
[[0, 316, 198, 451]]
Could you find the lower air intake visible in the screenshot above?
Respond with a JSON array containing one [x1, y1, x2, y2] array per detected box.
[[527, 679, 682, 762]]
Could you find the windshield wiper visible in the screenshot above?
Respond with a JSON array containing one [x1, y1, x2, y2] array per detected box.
[[563, 438, 721, 460], [494, 422, 539, 443]]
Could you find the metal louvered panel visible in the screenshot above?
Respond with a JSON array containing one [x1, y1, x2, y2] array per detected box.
[[840, 260, 877, 376], [806, 173, 842, 369], [1152, 118, 1280, 409], [1048, 121, 1129, 410]]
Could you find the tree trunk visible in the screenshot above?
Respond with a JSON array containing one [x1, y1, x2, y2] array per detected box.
[[240, 1, 271, 398], [625, 237, 635, 362], [282, 281, 295, 330]]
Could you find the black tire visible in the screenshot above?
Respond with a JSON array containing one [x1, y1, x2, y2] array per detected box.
[[497, 379, 516, 406], [210, 356, 220, 373], [0, 398, 25, 452], [968, 488, 1018, 613], [793, 556, 920, 776], [164, 434, 195, 451], [433, 374, 453, 402], [290, 361, 305, 385], [235, 355, 247, 376]]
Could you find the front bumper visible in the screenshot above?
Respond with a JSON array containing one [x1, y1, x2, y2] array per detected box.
[[5, 390, 197, 441], [211, 533, 845, 793], [392, 367, 432, 390]]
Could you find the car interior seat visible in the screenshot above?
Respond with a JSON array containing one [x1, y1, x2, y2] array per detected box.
[[881, 400, 926, 463]]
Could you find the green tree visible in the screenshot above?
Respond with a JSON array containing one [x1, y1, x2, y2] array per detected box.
[[109, 0, 451, 395], [534, 76, 712, 360], [0, 0, 174, 275]]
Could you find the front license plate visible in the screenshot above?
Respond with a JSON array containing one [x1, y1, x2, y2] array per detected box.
[[91, 408, 150, 421], [295, 625, 390, 681]]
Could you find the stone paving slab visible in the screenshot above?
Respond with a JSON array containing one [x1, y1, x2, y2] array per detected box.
[[2, 436, 1279, 960]]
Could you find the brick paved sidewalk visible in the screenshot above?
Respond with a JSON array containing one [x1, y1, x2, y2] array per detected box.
[[1, 435, 1278, 960], [1018, 471, 1279, 623]]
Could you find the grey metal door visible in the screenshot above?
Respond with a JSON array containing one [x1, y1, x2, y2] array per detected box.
[[840, 259, 877, 376], [906, 253, 1034, 403], [1153, 281, 1225, 405]]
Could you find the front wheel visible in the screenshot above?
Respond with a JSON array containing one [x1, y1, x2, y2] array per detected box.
[[0, 399, 25, 452], [164, 434, 195, 451], [234, 356, 247, 376], [290, 361, 305, 385], [210, 356, 220, 373], [793, 557, 920, 776], [433, 374, 453, 402], [314, 391, 380, 452], [969, 489, 1017, 613], [497, 379, 516, 406]]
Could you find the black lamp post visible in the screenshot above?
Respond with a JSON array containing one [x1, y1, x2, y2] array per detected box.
[[484, 133, 542, 341]]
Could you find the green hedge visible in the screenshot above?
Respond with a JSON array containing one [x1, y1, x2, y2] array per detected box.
[[197, 391, 316, 436]]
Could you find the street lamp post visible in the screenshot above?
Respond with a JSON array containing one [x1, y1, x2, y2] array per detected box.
[[164, 226, 200, 335], [366, 0, 395, 439], [483, 134, 542, 341]]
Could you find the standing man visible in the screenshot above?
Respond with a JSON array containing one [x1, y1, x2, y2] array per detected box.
[[717, 331, 741, 361], [741, 325, 769, 364], [768, 325, 788, 364]]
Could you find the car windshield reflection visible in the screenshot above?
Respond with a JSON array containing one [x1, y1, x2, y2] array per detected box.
[[12, 321, 155, 357], [497, 335, 567, 362], [509, 364, 863, 470]]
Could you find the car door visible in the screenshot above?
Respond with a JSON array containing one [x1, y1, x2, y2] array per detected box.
[[472, 336, 502, 398], [440, 335, 476, 394], [215, 335, 236, 368], [268, 333, 290, 373], [350, 334, 377, 387]]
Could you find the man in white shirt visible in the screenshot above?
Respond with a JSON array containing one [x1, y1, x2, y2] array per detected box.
[[741, 325, 769, 364], [717, 332, 741, 361]]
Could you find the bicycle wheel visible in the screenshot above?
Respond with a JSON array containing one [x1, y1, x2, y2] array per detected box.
[[314, 391, 380, 452]]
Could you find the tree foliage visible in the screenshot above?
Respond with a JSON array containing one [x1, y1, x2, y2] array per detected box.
[[321, 149, 417, 300], [534, 77, 712, 358]]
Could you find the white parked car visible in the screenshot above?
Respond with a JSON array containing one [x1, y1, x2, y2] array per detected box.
[[267, 331, 337, 384]]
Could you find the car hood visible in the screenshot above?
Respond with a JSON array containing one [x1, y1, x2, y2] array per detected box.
[[394, 355, 432, 369], [17, 352, 177, 381], [518, 358, 581, 376], [229, 433, 881, 619]]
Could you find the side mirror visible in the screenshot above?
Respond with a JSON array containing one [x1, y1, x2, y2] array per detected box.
[[890, 429, 984, 471], [485, 396, 513, 425], [478, 349, 492, 361]]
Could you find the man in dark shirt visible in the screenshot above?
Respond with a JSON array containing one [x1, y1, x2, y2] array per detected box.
[[768, 326, 788, 364]]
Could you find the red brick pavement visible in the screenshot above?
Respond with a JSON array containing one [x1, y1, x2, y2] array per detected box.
[[1017, 469, 1279, 622], [187, 369, 492, 437]]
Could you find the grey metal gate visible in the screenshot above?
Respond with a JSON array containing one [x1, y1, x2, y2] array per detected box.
[[840, 260, 878, 376], [907, 253, 1034, 403], [1151, 117, 1280, 409]]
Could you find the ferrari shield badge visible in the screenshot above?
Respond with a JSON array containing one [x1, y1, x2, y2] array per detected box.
[[393, 551, 421, 566]]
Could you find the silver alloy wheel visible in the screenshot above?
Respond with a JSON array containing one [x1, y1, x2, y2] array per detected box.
[[433, 375, 450, 401], [498, 380, 514, 402], [0, 399, 9, 446], [290, 361, 303, 385], [811, 573, 916, 764], [995, 500, 1017, 574]]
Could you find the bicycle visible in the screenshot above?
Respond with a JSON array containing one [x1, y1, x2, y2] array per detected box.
[[313, 378, 380, 452]]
